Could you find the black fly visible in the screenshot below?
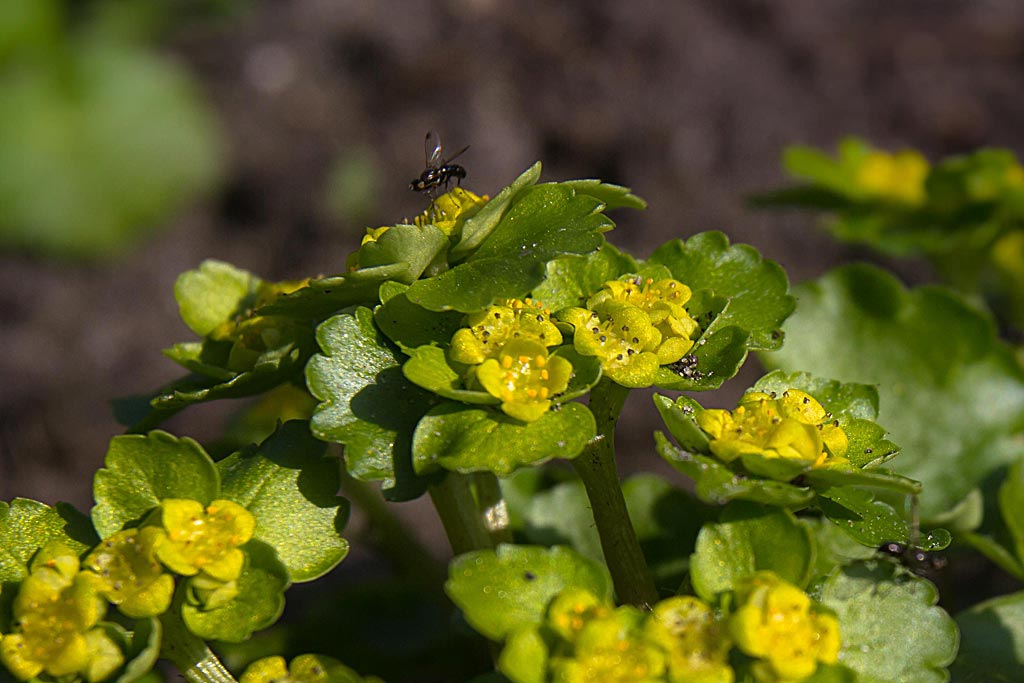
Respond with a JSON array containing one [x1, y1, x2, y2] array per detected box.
[[409, 131, 469, 198]]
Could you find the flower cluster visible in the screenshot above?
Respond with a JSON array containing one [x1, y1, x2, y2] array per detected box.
[[696, 389, 849, 470], [510, 573, 838, 683], [240, 653, 385, 683], [451, 298, 573, 422], [559, 276, 700, 388], [853, 148, 929, 206], [0, 498, 257, 682], [730, 572, 841, 683]]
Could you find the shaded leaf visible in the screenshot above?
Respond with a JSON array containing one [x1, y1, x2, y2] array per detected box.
[[445, 544, 612, 641]]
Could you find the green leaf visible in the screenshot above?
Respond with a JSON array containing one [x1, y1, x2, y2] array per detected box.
[[408, 185, 612, 313], [816, 486, 915, 548], [531, 244, 640, 313], [175, 260, 260, 337], [0, 499, 95, 583], [353, 223, 448, 284], [412, 402, 595, 476], [653, 394, 712, 454], [761, 264, 1024, 519], [544, 179, 647, 210], [999, 458, 1024, 567], [306, 308, 437, 501], [92, 431, 220, 538], [690, 503, 814, 602], [374, 283, 465, 353], [952, 591, 1024, 682], [451, 162, 543, 261], [181, 540, 288, 643], [498, 627, 548, 683], [782, 143, 859, 194], [655, 432, 815, 508], [653, 324, 751, 391], [445, 544, 612, 641], [402, 346, 498, 405], [257, 268, 404, 320], [218, 421, 349, 582], [115, 618, 161, 683], [647, 230, 795, 351], [819, 563, 958, 683]]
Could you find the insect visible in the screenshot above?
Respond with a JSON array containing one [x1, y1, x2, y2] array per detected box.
[[409, 131, 469, 198]]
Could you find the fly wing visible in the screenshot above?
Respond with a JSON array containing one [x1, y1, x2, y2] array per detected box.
[[444, 145, 470, 164], [424, 131, 443, 168]]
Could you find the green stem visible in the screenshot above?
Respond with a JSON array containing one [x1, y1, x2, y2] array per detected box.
[[429, 472, 495, 555], [159, 610, 237, 683], [471, 471, 513, 546], [572, 379, 658, 608], [339, 466, 446, 588]]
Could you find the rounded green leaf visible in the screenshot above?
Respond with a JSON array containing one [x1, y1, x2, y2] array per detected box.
[[354, 223, 448, 284], [761, 264, 1024, 519], [408, 184, 613, 313], [374, 283, 465, 354], [531, 244, 640, 313], [647, 230, 795, 351], [181, 540, 288, 643], [115, 618, 161, 683], [403, 346, 498, 404], [218, 421, 349, 583], [175, 260, 260, 338], [306, 308, 437, 500], [498, 627, 548, 683], [952, 591, 1024, 682], [819, 563, 958, 683], [0, 499, 96, 587], [451, 162, 543, 260], [412, 402, 595, 476], [445, 544, 612, 641], [690, 503, 814, 602], [92, 432, 220, 539]]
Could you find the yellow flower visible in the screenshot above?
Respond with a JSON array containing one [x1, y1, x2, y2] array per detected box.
[[475, 339, 573, 422], [550, 608, 666, 683], [729, 572, 840, 683], [240, 654, 383, 683], [589, 276, 700, 348], [644, 597, 734, 683], [0, 545, 123, 682], [154, 499, 255, 582], [413, 187, 488, 236], [546, 588, 612, 642], [696, 389, 849, 468], [450, 298, 562, 365], [85, 527, 175, 618], [854, 149, 929, 206], [561, 301, 684, 388]]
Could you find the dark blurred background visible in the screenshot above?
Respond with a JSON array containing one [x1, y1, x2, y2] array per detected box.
[[3, 0, 1024, 565]]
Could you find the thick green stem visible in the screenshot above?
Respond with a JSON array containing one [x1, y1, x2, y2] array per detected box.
[[339, 467, 446, 588], [160, 610, 237, 683], [471, 471, 513, 546], [573, 379, 659, 608], [429, 472, 495, 555]]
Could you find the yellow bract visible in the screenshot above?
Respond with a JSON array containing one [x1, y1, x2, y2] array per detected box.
[[85, 526, 174, 618], [155, 498, 255, 582], [0, 545, 123, 682], [644, 597, 734, 683], [475, 339, 572, 422], [729, 572, 840, 683], [413, 187, 488, 236], [550, 608, 667, 683], [696, 389, 849, 468], [855, 149, 929, 206], [547, 588, 612, 642], [450, 298, 562, 365]]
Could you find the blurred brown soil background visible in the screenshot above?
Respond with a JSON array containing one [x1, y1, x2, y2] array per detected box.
[[2, 0, 1024, 564]]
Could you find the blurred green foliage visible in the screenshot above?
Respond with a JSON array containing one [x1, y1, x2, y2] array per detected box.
[[0, 0, 223, 258]]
